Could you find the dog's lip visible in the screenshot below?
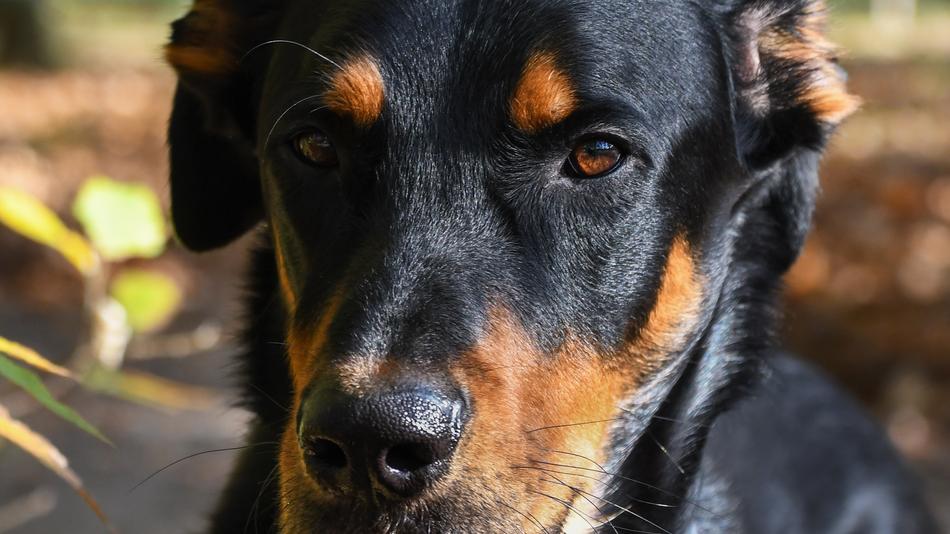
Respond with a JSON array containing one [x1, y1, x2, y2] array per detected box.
[[293, 494, 560, 534], [286, 496, 580, 534]]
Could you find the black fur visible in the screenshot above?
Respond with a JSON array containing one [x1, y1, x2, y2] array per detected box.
[[165, 0, 937, 532]]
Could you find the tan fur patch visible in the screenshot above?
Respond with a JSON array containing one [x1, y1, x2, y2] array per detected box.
[[278, 409, 323, 532], [448, 316, 629, 529], [334, 357, 403, 396], [323, 55, 385, 127], [759, 3, 860, 124], [623, 235, 703, 368], [511, 51, 578, 134], [287, 285, 348, 394], [273, 233, 297, 312], [277, 237, 702, 531], [442, 237, 702, 530], [164, 0, 240, 77]]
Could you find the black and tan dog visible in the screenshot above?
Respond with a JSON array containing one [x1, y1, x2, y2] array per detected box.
[[164, 0, 936, 532]]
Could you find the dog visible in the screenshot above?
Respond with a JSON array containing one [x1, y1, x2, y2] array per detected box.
[[164, 0, 937, 532]]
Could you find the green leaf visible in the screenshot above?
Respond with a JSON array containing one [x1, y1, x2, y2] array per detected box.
[[0, 353, 110, 445], [72, 176, 167, 261], [109, 269, 182, 333], [0, 187, 98, 275]]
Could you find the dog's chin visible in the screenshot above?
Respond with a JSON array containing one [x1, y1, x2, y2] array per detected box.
[[280, 495, 546, 534]]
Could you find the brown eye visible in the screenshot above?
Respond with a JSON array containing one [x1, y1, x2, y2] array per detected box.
[[293, 130, 338, 167], [568, 139, 623, 178]]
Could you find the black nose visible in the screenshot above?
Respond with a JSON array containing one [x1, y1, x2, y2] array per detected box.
[[298, 385, 467, 499]]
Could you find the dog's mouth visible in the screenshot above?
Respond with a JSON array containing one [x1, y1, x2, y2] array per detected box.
[[277, 428, 614, 534], [283, 498, 527, 534], [279, 488, 597, 534]]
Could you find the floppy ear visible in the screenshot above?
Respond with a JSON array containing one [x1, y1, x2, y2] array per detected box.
[[726, 0, 859, 168], [165, 0, 282, 251], [723, 0, 858, 268]]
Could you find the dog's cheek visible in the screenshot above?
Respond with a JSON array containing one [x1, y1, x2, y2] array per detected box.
[[447, 311, 633, 529], [446, 237, 702, 529], [285, 283, 349, 394], [620, 235, 704, 367], [277, 291, 351, 531]]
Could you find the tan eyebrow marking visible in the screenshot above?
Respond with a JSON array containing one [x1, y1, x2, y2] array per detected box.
[[510, 51, 578, 134], [323, 55, 385, 127]]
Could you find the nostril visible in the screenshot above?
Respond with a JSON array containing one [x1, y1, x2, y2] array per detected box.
[[385, 443, 437, 473], [298, 386, 468, 498], [304, 438, 348, 471]]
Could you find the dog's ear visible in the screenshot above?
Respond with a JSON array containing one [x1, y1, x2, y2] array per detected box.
[[721, 0, 858, 269], [165, 1, 282, 251], [725, 0, 859, 168]]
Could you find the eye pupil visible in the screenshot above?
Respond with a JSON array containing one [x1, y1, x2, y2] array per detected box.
[[570, 139, 622, 178], [294, 131, 338, 167]]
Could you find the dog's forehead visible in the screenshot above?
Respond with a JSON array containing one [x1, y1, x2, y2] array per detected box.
[[272, 0, 716, 124]]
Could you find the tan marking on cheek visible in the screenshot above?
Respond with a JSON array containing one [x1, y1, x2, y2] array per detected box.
[[323, 55, 385, 127], [448, 311, 633, 530], [278, 409, 322, 532], [510, 51, 578, 134], [287, 286, 348, 394], [623, 235, 703, 368], [277, 241, 702, 530], [164, 0, 240, 76], [272, 235, 297, 312], [445, 238, 702, 529], [280, 288, 352, 525]]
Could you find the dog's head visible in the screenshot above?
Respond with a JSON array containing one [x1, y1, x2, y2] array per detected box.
[[166, 0, 855, 531]]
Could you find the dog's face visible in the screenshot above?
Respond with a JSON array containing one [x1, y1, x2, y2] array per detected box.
[[166, 0, 855, 531]]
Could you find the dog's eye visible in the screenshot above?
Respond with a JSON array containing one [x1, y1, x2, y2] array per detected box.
[[568, 139, 623, 178], [293, 130, 338, 167]]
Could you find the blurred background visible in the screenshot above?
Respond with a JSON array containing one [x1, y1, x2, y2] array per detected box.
[[0, 0, 947, 532]]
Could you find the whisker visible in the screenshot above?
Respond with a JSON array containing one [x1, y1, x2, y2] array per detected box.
[[526, 489, 598, 533], [540, 449, 676, 507], [526, 418, 621, 434], [245, 463, 281, 534], [541, 473, 619, 534], [514, 465, 675, 509], [264, 97, 326, 150], [542, 411, 689, 475], [496, 499, 545, 534], [242, 39, 343, 70], [524, 460, 713, 514], [608, 526, 666, 534], [618, 407, 708, 429], [538, 475, 670, 534], [541, 449, 608, 470], [129, 442, 279, 493], [645, 429, 685, 475], [249, 383, 290, 414]]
